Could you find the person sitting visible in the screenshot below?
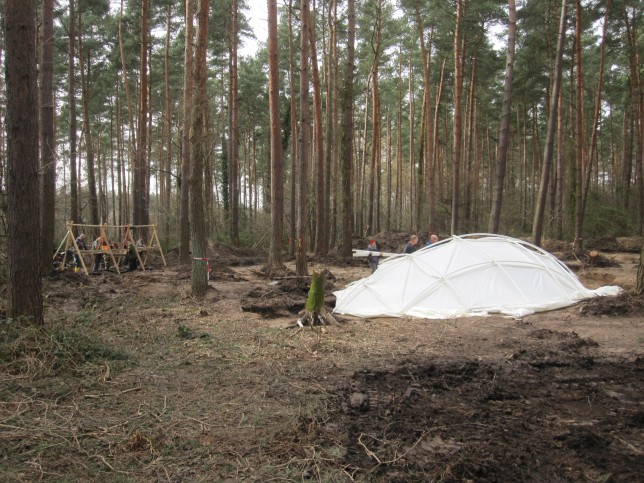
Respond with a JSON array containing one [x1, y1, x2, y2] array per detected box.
[[403, 234, 419, 254], [136, 237, 145, 249], [92, 236, 108, 273], [75, 233, 88, 250], [124, 242, 138, 271], [72, 234, 88, 267]]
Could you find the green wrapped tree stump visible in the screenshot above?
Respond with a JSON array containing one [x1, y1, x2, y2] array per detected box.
[[299, 271, 337, 326]]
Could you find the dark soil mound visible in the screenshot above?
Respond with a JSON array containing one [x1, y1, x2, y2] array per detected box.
[[580, 291, 644, 316], [212, 242, 267, 266], [315, 329, 642, 481], [586, 236, 621, 253]]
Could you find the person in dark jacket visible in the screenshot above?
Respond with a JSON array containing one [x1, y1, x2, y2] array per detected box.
[[403, 234, 419, 254]]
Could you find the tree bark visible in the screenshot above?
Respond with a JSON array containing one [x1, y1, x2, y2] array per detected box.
[[118, 0, 136, 223], [580, 0, 612, 231], [340, 0, 355, 258], [573, 0, 584, 255], [78, 21, 99, 226], [414, 2, 431, 234], [69, 0, 79, 226], [163, 4, 172, 244], [229, 0, 240, 246], [134, 0, 149, 228], [637, 238, 644, 295], [180, 0, 194, 264], [5, 0, 43, 323], [532, 0, 566, 246], [309, 4, 326, 256], [268, 0, 284, 266], [190, 0, 210, 295], [623, 5, 643, 233], [488, 2, 517, 234], [555, 78, 565, 239], [367, 1, 382, 235], [296, 0, 311, 276], [451, 0, 464, 235], [40, 0, 56, 263], [324, 0, 337, 250], [431, 59, 446, 232], [288, 0, 297, 256]]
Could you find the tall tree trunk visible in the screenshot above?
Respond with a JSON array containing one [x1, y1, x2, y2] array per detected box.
[[580, 0, 612, 227], [430, 59, 446, 232], [268, 0, 284, 266], [386, 114, 392, 232], [358, 79, 371, 236], [229, 0, 240, 246], [340, 0, 355, 257], [109, 101, 117, 225], [622, 102, 634, 208], [5, 0, 43, 323], [367, 1, 382, 235], [324, 0, 337, 250], [414, 2, 431, 235], [191, 0, 210, 295], [555, 78, 565, 239], [116, 88, 124, 225], [118, 0, 136, 221], [464, 60, 477, 231], [637, 238, 644, 294], [134, 0, 149, 228], [296, 0, 311, 276], [532, 0, 566, 246], [396, 53, 403, 229], [489, 0, 517, 234], [408, 58, 415, 230], [163, 4, 172, 244], [308, 5, 326, 256], [40, 0, 56, 262], [573, 0, 584, 255], [78, 19, 99, 225], [180, 0, 194, 264], [288, 0, 297, 256], [622, 3, 641, 228], [69, 0, 79, 226], [451, 0, 464, 235]]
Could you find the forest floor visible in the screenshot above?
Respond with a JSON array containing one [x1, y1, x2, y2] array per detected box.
[[0, 234, 642, 481]]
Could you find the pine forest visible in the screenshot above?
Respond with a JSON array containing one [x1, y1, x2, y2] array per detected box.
[[1, 1, 644, 479], [1, 0, 643, 301]]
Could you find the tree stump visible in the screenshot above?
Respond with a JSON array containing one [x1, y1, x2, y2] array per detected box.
[[300, 272, 326, 326]]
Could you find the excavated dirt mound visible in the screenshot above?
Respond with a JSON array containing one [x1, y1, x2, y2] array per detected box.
[[580, 291, 644, 317], [211, 242, 267, 266], [240, 268, 338, 318], [318, 329, 642, 481]]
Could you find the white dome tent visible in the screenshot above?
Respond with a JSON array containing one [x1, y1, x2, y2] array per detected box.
[[334, 234, 621, 319]]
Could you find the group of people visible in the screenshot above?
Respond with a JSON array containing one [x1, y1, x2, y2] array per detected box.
[[366, 232, 439, 273], [71, 233, 145, 273], [403, 233, 439, 253]]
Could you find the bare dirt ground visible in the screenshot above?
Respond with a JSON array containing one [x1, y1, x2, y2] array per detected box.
[[0, 236, 642, 481]]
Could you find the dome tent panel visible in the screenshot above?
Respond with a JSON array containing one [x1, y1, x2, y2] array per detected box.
[[334, 234, 622, 319]]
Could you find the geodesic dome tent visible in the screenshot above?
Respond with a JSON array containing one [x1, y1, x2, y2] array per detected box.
[[334, 234, 621, 319]]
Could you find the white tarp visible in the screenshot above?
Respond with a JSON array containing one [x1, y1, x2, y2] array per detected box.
[[333, 234, 622, 319]]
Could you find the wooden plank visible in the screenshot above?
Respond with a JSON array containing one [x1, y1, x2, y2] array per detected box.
[[352, 249, 399, 258]]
